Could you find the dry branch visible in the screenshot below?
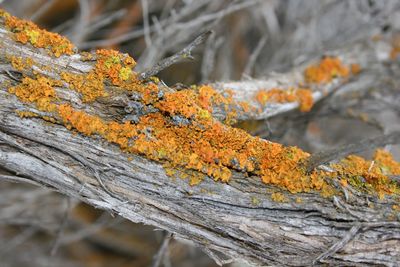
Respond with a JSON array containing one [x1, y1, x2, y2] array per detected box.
[[0, 12, 399, 267], [139, 31, 212, 80], [306, 131, 400, 173]]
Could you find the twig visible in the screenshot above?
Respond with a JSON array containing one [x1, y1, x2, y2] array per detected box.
[[59, 214, 123, 245], [29, 0, 57, 22], [70, 0, 91, 46], [50, 198, 72, 256], [80, 0, 258, 49], [0, 226, 37, 255], [151, 232, 173, 267], [242, 36, 267, 77], [86, 10, 127, 36], [141, 0, 152, 47], [102, 0, 142, 49], [203, 248, 234, 266], [306, 131, 400, 172], [139, 31, 212, 80], [201, 34, 224, 82]]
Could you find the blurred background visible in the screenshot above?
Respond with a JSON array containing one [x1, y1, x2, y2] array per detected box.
[[1, 0, 400, 266]]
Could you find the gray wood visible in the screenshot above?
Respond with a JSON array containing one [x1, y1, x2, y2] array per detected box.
[[0, 22, 399, 267]]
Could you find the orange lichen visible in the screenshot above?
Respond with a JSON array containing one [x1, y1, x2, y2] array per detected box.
[[60, 71, 107, 102], [295, 89, 314, 112], [56, 100, 312, 189], [10, 74, 399, 196], [259, 145, 331, 193], [340, 179, 348, 187], [350, 63, 361, 75], [10, 56, 34, 71], [390, 47, 400, 60], [253, 57, 358, 114], [95, 49, 136, 86], [331, 149, 400, 197], [1, 9, 74, 57], [8, 75, 60, 112], [60, 49, 137, 102], [9, 85, 400, 199], [255, 88, 314, 112], [256, 89, 294, 105], [197, 85, 231, 112], [239, 101, 251, 113], [155, 90, 199, 118], [390, 35, 400, 60], [16, 110, 39, 118], [4, 11, 399, 198], [374, 149, 400, 175], [58, 104, 107, 136], [9, 74, 400, 197], [304, 56, 350, 84], [271, 192, 287, 202]]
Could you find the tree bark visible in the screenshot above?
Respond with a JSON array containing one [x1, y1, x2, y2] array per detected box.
[[0, 20, 399, 267]]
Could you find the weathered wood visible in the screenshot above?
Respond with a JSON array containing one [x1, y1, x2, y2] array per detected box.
[[0, 19, 399, 267]]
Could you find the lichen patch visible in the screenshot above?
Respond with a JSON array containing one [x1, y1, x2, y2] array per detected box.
[[1, 9, 74, 57]]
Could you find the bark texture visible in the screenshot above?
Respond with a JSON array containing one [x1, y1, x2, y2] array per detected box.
[[0, 19, 399, 267]]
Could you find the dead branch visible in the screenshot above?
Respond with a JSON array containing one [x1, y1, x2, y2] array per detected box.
[[306, 131, 400, 172], [0, 13, 399, 267], [151, 232, 173, 267], [139, 31, 212, 80]]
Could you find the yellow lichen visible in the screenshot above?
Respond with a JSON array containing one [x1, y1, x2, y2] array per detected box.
[[251, 196, 261, 206], [26, 29, 39, 44], [197, 109, 211, 120], [119, 67, 132, 81]]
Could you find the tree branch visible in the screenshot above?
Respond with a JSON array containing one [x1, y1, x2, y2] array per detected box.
[[306, 131, 400, 172], [139, 31, 212, 80], [0, 12, 399, 267]]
